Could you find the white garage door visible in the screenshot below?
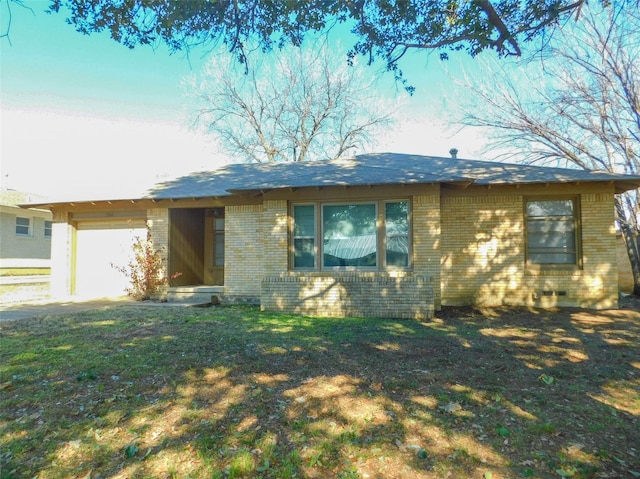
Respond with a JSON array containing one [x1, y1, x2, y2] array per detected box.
[[75, 220, 147, 299]]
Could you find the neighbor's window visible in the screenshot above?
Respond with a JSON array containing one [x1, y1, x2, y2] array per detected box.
[[44, 220, 53, 238], [16, 217, 30, 236], [292, 200, 410, 270], [526, 198, 579, 265]]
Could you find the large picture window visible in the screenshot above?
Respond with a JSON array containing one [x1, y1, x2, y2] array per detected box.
[[292, 200, 410, 270], [323, 204, 377, 267], [526, 198, 579, 265]]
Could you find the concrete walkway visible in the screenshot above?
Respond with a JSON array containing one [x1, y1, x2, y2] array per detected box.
[[0, 297, 138, 322], [0, 296, 214, 322], [0, 275, 49, 285]]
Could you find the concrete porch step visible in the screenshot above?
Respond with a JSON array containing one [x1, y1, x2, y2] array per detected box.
[[167, 286, 224, 304]]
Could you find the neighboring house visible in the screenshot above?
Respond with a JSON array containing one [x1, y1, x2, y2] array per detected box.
[[0, 189, 53, 302], [0, 189, 52, 273], [24, 153, 640, 316]]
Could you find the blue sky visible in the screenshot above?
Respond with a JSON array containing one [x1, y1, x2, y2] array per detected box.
[[1, 0, 489, 198], [1, 0, 201, 119]]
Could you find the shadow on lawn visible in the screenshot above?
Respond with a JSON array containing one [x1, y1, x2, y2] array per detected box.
[[0, 304, 638, 479]]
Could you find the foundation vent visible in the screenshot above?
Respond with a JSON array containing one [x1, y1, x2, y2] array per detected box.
[[533, 290, 568, 300]]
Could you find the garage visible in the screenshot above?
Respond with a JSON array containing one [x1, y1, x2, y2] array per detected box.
[[74, 219, 147, 298]]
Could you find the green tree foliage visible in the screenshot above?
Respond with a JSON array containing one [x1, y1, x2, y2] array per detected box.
[[47, 0, 597, 91]]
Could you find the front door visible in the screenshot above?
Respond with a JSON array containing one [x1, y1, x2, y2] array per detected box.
[[204, 209, 225, 285]]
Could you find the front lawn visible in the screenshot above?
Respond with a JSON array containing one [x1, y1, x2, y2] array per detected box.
[[1, 303, 638, 478]]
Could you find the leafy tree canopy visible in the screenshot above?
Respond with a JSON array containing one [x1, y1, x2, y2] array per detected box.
[[47, 0, 597, 91]]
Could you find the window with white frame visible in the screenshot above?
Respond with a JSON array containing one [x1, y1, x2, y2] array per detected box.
[[45, 220, 53, 238], [16, 217, 30, 236], [525, 198, 580, 265], [292, 200, 410, 270]]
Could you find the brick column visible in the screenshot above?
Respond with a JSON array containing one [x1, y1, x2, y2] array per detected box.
[[413, 193, 441, 309], [580, 192, 618, 308], [225, 204, 264, 299], [262, 200, 289, 276]]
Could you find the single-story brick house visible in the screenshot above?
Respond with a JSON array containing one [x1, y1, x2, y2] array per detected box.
[[26, 153, 640, 317]]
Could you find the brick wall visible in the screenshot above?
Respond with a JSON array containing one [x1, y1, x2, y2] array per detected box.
[[225, 196, 438, 318], [262, 272, 434, 319], [441, 195, 524, 306], [440, 191, 618, 309], [618, 234, 634, 293], [262, 200, 289, 276], [576, 192, 618, 307], [225, 204, 264, 300], [256, 196, 436, 318], [413, 193, 441, 309]]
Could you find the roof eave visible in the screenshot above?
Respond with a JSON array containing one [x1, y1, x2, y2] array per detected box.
[[19, 198, 146, 209], [441, 180, 476, 189], [228, 179, 476, 194], [614, 180, 640, 194], [18, 202, 56, 210]]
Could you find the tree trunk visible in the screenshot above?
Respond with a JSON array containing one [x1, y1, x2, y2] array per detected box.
[[620, 224, 640, 296]]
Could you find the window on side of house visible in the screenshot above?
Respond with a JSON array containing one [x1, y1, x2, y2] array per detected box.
[[293, 204, 317, 268], [45, 220, 53, 238], [291, 200, 410, 270], [16, 217, 30, 236], [213, 218, 224, 266], [525, 198, 579, 265]]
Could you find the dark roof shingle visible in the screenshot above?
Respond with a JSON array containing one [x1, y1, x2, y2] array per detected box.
[[147, 152, 640, 199], [24, 153, 640, 207]]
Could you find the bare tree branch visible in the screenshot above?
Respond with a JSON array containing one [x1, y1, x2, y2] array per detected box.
[[189, 46, 393, 164], [459, 1, 640, 293], [0, 0, 34, 45]]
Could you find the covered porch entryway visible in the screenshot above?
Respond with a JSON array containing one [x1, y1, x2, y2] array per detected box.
[[166, 207, 225, 303]]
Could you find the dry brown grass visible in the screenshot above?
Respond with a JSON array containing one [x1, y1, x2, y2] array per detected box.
[[1, 301, 639, 479]]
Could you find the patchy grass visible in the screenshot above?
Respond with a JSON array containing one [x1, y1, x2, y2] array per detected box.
[[1, 302, 639, 479]]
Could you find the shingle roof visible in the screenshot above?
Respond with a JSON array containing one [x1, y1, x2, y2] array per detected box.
[[147, 152, 640, 199], [24, 153, 640, 207], [0, 189, 48, 207], [146, 154, 474, 199]]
